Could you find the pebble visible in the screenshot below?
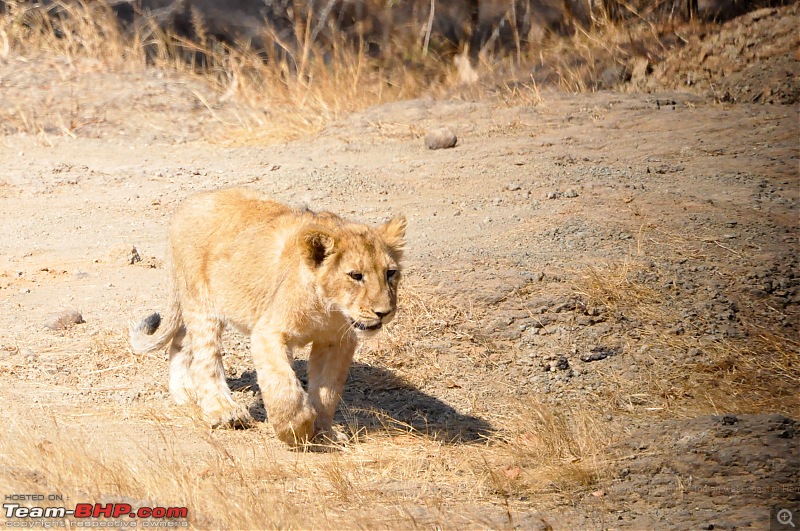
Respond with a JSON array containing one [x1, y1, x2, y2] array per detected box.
[[44, 309, 85, 330], [580, 345, 621, 362], [564, 188, 579, 198], [424, 128, 458, 150], [507, 183, 522, 191], [108, 244, 142, 266]]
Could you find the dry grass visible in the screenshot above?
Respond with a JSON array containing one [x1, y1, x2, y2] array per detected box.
[[0, 0, 459, 142], [0, 282, 617, 528], [0, 0, 704, 142], [0, 407, 613, 528], [568, 258, 800, 418]]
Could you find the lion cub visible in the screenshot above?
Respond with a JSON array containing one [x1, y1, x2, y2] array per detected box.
[[130, 188, 406, 446]]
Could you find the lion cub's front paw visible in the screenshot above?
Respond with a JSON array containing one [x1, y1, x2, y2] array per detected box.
[[312, 428, 350, 447], [271, 405, 317, 447], [207, 403, 254, 430]]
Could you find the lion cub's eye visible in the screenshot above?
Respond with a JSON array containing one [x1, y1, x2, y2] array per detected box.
[[387, 269, 398, 281], [348, 271, 364, 281]]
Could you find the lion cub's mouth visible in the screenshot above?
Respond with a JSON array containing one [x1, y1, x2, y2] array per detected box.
[[350, 319, 382, 332]]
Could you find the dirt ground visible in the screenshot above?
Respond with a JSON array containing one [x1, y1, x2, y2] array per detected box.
[[0, 5, 798, 530]]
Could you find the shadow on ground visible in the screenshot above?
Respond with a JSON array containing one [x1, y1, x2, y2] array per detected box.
[[227, 361, 494, 444]]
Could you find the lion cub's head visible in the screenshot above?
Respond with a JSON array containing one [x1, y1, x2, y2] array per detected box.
[[300, 216, 406, 336]]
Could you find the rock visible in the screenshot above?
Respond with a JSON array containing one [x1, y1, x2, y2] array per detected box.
[[424, 128, 457, 150], [580, 345, 622, 362], [564, 188, 578, 198], [556, 356, 570, 371], [599, 64, 630, 88], [108, 244, 142, 265], [546, 191, 561, 200], [507, 183, 522, 191], [44, 309, 85, 330]]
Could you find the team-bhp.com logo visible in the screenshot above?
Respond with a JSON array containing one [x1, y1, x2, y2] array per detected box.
[[4, 502, 188, 527]]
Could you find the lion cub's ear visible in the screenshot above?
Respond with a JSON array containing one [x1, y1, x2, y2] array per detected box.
[[378, 215, 407, 260], [301, 226, 336, 267]]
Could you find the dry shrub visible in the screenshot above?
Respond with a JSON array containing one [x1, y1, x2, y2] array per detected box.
[[0, 0, 459, 142], [0, 0, 716, 141]]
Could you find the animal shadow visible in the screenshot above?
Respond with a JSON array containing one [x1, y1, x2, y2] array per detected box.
[[227, 360, 493, 444]]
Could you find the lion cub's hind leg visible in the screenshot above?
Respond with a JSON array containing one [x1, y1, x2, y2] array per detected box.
[[168, 325, 195, 405], [184, 310, 254, 429]]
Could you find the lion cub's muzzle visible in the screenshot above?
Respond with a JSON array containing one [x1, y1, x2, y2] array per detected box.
[[351, 319, 383, 332], [349, 309, 394, 333]]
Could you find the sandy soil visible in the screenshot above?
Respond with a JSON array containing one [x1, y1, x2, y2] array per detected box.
[[0, 7, 798, 529]]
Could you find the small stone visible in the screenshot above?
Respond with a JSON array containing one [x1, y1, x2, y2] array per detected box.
[[19, 288, 31, 294], [424, 128, 457, 150], [556, 356, 570, 371], [721, 414, 738, 425], [546, 191, 561, 200], [564, 188, 578, 198], [108, 244, 142, 265], [44, 309, 85, 330], [580, 345, 621, 362], [507, 183, 522, 191]]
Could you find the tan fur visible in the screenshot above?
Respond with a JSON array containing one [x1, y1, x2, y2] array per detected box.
[[130, 188, 406, 446]]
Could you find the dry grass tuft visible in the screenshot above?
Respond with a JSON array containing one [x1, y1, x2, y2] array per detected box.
[[487, 400, 615, 497], [572, 260, 659, 313]]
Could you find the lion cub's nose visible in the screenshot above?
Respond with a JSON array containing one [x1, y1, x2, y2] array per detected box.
[[374, 310, 391, 320]]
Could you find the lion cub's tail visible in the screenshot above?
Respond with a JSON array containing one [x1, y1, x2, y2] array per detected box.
[[129, 277, 182, 354]]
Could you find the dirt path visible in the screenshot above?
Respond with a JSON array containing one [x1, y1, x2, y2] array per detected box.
[[0, 48, 798, 529]]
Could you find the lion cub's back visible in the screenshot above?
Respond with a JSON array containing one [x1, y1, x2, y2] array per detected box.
[[168, 188, 292, 280], [172, 188, 290, 235]]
